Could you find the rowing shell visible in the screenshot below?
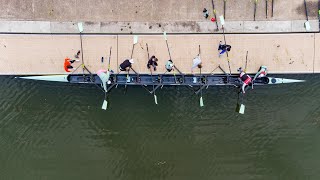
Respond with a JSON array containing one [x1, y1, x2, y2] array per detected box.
[[17, 74, 305, 86]]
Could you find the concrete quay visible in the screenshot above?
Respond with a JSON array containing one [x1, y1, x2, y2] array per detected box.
[[0, 33, 319, 75]]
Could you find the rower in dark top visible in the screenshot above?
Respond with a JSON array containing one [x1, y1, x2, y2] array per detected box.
[[237, 67, 252, 94], [147, 55, 158, 71], [119, 59, 134, 71]]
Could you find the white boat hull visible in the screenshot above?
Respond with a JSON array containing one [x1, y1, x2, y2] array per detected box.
[[268, 77, 305, 84], [17, 75, 69, 82]]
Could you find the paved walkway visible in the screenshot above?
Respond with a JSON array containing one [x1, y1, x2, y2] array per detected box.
[[1, 0, 318, 22], [0, 0, 319, 33], [0, 33, 319, 75]]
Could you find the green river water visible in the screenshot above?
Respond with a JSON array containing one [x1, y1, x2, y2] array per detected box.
[[0, 74, 320, 180]]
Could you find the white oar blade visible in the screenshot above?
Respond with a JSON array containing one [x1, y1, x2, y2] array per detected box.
[[200, 97, 204, 107], [154, 95, 158, 105], [305, 21, 311, 31], [239, 104, 245, 114], [164, 31, 167, 40], [77, 22, 84, 33], [219, 15, 225, 26], [133, 35, 138, 44], [102, 100, 108, 110]]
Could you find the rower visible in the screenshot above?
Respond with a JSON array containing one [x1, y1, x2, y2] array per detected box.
[[119, 59, 134, 71], [237, 67, 252, 94], [253, 66, 268, 80], [147, 56, 158, 71], [165, 60, 174, 72], [97, 69, 113, 92], [191, 55, 202, 74], [218, 41, 231, 57]]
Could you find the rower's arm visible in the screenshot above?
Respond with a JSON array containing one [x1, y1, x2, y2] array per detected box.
[[253, 70, 262, 80]]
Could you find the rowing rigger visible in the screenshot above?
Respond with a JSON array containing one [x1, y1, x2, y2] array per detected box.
[[16, 73, 305, 111]]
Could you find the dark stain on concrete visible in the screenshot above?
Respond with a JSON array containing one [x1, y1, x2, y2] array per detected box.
[[177, 21, 200, 32], [255, 26, 259, 29], [136, 11, 138, 14], [85, 21, 95, 25], [149, 26, 152, 29], [129, 26, 131, 29], [296, 1, 318, 17], [101, 22, 117, 26], [158, 24, 161, 27]]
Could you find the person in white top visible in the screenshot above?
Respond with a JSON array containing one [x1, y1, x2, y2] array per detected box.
[[191, 55, 202, 74]]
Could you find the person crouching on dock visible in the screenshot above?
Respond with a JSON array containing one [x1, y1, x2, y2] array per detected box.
[[238, 67, 252, 94], [119, 59, 134, 71], [64, 57, 79, 72], [165, 60, 174, 72], [147, 56, 158, 71]]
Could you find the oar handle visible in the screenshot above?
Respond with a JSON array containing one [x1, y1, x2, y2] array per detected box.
[[108, 47, 112, 71]]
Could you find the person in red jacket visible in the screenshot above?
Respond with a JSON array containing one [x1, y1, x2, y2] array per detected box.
[[237, 67, 252, 94], [64, 58, 79, 72]]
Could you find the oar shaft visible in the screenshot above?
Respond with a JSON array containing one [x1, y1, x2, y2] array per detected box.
[[165, 40, 172, 60]]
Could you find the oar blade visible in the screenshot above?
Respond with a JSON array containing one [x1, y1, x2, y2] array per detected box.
[[239, 104, 245, 114], [154, 95, 158, 105], [133, 35, 138, 44], [219, 15, 225, 25], [164, 31, 167, 40], [102, 100, 108, 110], [77, 22, 84, 33], [305, 21, 311, 31], [200, 97, 204, 107]]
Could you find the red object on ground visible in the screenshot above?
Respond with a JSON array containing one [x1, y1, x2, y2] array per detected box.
[[64, 58, 71, 72], [211, 18, 216, 22]]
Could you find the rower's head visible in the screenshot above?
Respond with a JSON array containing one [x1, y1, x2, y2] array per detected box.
[[129, 59, 134, 64], [227, 46, 231, 51], [237, 67, 243, 73], [198, 63, 202, 68]]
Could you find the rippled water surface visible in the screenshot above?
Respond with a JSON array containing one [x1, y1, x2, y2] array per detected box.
[[0, 74, 320, 180]]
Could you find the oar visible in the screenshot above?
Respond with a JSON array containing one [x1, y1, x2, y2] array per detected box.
[[254, 0, 258, 21], [304, 0, 311, 31], [77, 22, 85, 76], [271, 0, 274, 17], [219, 15, 232, 76], [199, 68, 204, 107], [266, 0, 268, 18], [224, 0, 226, 19], [102, 47, 112, 110], [236, 91, 245, 114], [211, 0, 219, 31], [125, 35, 138, 93], [239, 92, 245, 114], [164, 32, 177, 83], [198, 45, 204, 107], [146, 43, 158, 105], [244, 51, 249, 72], [164, 32, 172, 60]]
